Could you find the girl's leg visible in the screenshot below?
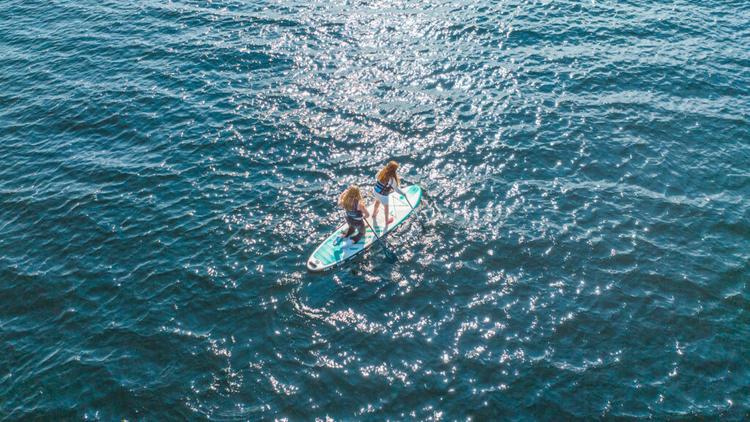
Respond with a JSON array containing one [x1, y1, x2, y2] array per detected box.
[[342, 223, 355, 238], [372, 200, 381, 221], [351, 223, 365, 243], [384, 203, 394, 226]]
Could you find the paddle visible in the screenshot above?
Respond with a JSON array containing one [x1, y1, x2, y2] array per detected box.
[[362, 214, 398, 261], [397, 179, 418, 212], [403, 195, 415, 211], [397, 182, 424, 230]]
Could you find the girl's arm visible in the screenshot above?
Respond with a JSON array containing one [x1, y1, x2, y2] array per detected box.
[[393, 177, 406, 196], [360, 201, 370, 218]]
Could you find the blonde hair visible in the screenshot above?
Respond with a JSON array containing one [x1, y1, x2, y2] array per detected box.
[[376, 160, 399, 184], [339, 185, 362, 210]]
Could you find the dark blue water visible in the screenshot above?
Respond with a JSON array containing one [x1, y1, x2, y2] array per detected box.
[[1, 0, 749, 419]]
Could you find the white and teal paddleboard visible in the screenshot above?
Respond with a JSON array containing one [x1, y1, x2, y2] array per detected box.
[[307, 185, 422, 272]]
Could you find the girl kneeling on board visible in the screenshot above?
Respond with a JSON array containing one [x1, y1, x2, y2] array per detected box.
[[338, 185, 370, 243]]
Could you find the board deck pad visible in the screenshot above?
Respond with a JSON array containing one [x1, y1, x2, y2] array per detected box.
[[307, 185, 422, 271]]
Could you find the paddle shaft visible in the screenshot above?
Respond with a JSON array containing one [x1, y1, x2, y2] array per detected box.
[[403, 195, 415, 211], [362, 215, 397, 258], [362, 216, 384, 243], [399, 188, 427, 231]]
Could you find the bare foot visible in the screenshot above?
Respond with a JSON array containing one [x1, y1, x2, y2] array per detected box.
[[387, 216, 394, 224]]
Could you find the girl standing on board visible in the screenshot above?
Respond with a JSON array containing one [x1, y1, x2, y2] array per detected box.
[[338, 185, 370, 243], [372, 160, 406, 228]]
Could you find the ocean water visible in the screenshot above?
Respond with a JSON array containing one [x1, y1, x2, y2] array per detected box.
[[1, 0, 749, 419]]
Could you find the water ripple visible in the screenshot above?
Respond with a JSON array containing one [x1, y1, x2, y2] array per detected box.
[[1, 0, 749, 419]]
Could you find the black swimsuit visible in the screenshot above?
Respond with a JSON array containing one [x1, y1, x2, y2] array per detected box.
[[345, 203, 364, 226]]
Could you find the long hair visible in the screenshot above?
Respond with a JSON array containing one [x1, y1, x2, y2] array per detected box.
[[339, 185, 362, 210], [376, 160, 399, 184]]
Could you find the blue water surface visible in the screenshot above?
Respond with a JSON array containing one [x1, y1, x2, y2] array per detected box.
[[1, 0, 749, 419]]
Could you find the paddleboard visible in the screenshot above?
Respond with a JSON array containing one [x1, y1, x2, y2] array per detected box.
[[307, 184, 422, 272]]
